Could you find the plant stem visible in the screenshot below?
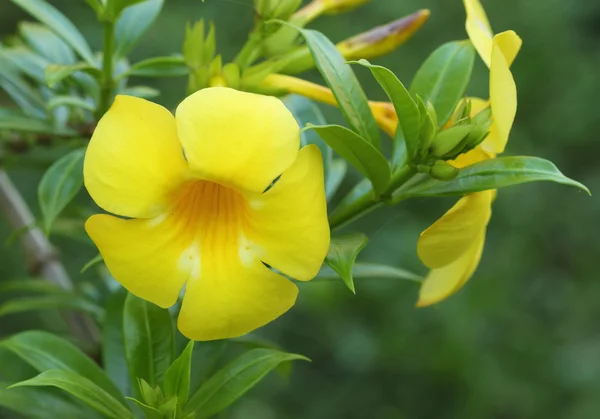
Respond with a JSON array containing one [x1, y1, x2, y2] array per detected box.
[[97, 21, 115, 119]]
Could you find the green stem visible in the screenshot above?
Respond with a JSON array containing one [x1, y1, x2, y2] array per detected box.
[[234, 32, 263, 69], [328, 164, 416, 231], [97, 21, 115, 119]]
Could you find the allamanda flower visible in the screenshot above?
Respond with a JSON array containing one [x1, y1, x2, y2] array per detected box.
[[84, 87, 330, 341], [415, 0, 522, 306]]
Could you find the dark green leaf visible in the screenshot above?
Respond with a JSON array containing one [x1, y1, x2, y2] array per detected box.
[[81, 253, 104, 273], [189, 341, 228, 394], [0, 279, 62, 295], [410, 41, 475, 127], [123, 293, 174, 390], [289, 25, 381, 149], [19, 22, 75, 65], [9, 370, 134, 419], [308, 124, 391, 195], [353, 59, 421, 159], [44, 63, 100, 88], [324, 233, 369, 293], [325, 159, 347, 202], [103, 0, 146, 22], [38, 148, 85, 235], [393, 156, 591, 202], [119, 56, 188, 79], [11, 0, 95, 65], [115, 0, 164, 57], [317, 262, 422, 283], [0, 331, 124, 403], [0, 294, 103, 320], [102, 288, 131, 398], [185, 348, 309, 418], [163, 341, 194, 408], [47, 96, 95, 112]]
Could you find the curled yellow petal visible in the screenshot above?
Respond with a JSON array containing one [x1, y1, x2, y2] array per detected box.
[[463, 0, 493, 67]]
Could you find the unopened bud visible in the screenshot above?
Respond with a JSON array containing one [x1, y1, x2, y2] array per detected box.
[[255, 0, 302, 20], [415, 97, 437, 161], [429, 125, 473, 158], [429, 160, 459, 181], [337, 10, 430, 61], [320, 0, 372, 14], [183, 20, 216, 70]]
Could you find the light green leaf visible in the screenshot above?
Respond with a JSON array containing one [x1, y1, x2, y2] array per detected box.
[[38, 148, 85, 235], [410, 41, 475, 127], [47, 96, 95, 112], [324, 233, 369, 293], [103, 288, 131, 398], [0, 279, 62, 295], [185, 348, 309, 418], [353, 59, 421, 158], [325, 158, 347, 202], [0, 113, 76, 135], [0, 380, 98, 419], [11, 0, 96, 65], [283, 94, 332, 178], [164, 341, 194, 408], [0, 58, 47, 118], [119, 56, 188, 79], [9, 370, 134, 419], [19, 22, 75, 65], [0, 331, 124, 403], [123, 293, 174, 390], [0, 46, 49, 84], [317, 262, 422, 283], [289, 25, 381, 149], [393, 156, 591, 202], [44, 63, 100, 88], [115, 0, 164, 57], [308, 124, 391, 196], [120, 85, 160, 99], [0, 294, 103, 320], [127, 398, 162, 419]]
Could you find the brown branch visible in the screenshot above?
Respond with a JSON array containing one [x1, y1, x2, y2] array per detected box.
[[0, 169, 100, 346]]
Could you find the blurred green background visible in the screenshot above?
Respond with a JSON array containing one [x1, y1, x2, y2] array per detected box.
[[1, 0, 599, 418]]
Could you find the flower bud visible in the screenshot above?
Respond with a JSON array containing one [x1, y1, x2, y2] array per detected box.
[[320, 0, 372, 14], [416, 97, 437, 161], [337, 10, 430, 61], [254, 0, 303, 20], [429, 125, 474, 158], [429, 160, 459, 181]]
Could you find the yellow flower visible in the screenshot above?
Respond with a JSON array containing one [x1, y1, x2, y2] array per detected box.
[[415, 0, 523, 306], [84, 87, 330, 341]]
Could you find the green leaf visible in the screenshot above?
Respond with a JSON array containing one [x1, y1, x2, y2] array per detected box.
[[317, 262, 422, 283], [0, 113, 76, 135], [0, 58, 47, 119], [9, 370, 134, 419], [119, 56, 188, 79], [38, 148, 85, 235], [123, 293, 174, 390], [0, 380, 97, 419], [127, 398, 162, 419], [115, 0, 164, 57], [120, 85, 160, 99], [103, 0, 147, 22], [393, 156, 591, 201], [0, 294, 104, 320], [0, 46, 49, 84], [19, 22, 75, 65], [410, 41, 475, 127], [0, 279, 62, 295], [0, 331, 124, 403], [185, 348, 309, 418], [163, 341, 194, 408], [103, 288, 131, 398], [308, 124, 391, 196], [289, 25, 381, 149], [47, 96, 95, 112], [325, 159, 347, 202], [44, 63, 100, 88], [283, 94, 332, 178], [353, 59, 421, 159], [11, 0, 96, 65], [324, 233, 369, 293], [81, 253, 104, 273]]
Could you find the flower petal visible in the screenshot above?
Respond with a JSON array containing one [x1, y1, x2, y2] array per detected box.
[[487, 33, 519, 154], [417, 191, 492, 269], [178, 259, 298, 341], [84, 95, 188, 218], [175, 87, 300, 194], [416, 231, 485, 307], [464, 0, 493, 67], [245, 145, 330, 281], [85, 214, 190, 308]]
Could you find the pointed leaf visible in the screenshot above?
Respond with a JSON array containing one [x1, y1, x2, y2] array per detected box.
[[317, 262, 422, 283], [19, 22, 75, 65], [324, 233, 369, 293], [127, 398, 162, 419], [0, 113, 76, 135], [163, 341, 194, 408], [185, 348, 309, 418], [0, 46, 49, 84], [115, 0, 164, 57], [47, 96, 95, 112], [44, 63, 100, 88], [9, 370, 134, 419], [393, 156, 591, 201], [0, 58, 46, 118], [0, 294, 103, 320], [103, 288, 132, 397], [325, 159, 347, 201], [38, 148, 85, 235], [119, 56, 187, 79], [0, 279, 62, 295]]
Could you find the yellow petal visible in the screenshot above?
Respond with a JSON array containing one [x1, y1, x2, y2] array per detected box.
[[494, 30, 522, 68], [175, 87, 300, 194], [451, 145, 494, 168], [417, 191, 492, 269], [487, 33, 518, 154], [245, 145, 330, 281], [84, 95, 188, 218], [464, 0, 493, 67], [416, 231, 485, 307], [85, 214, 190, 308], [468, 97, 489, 116]]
